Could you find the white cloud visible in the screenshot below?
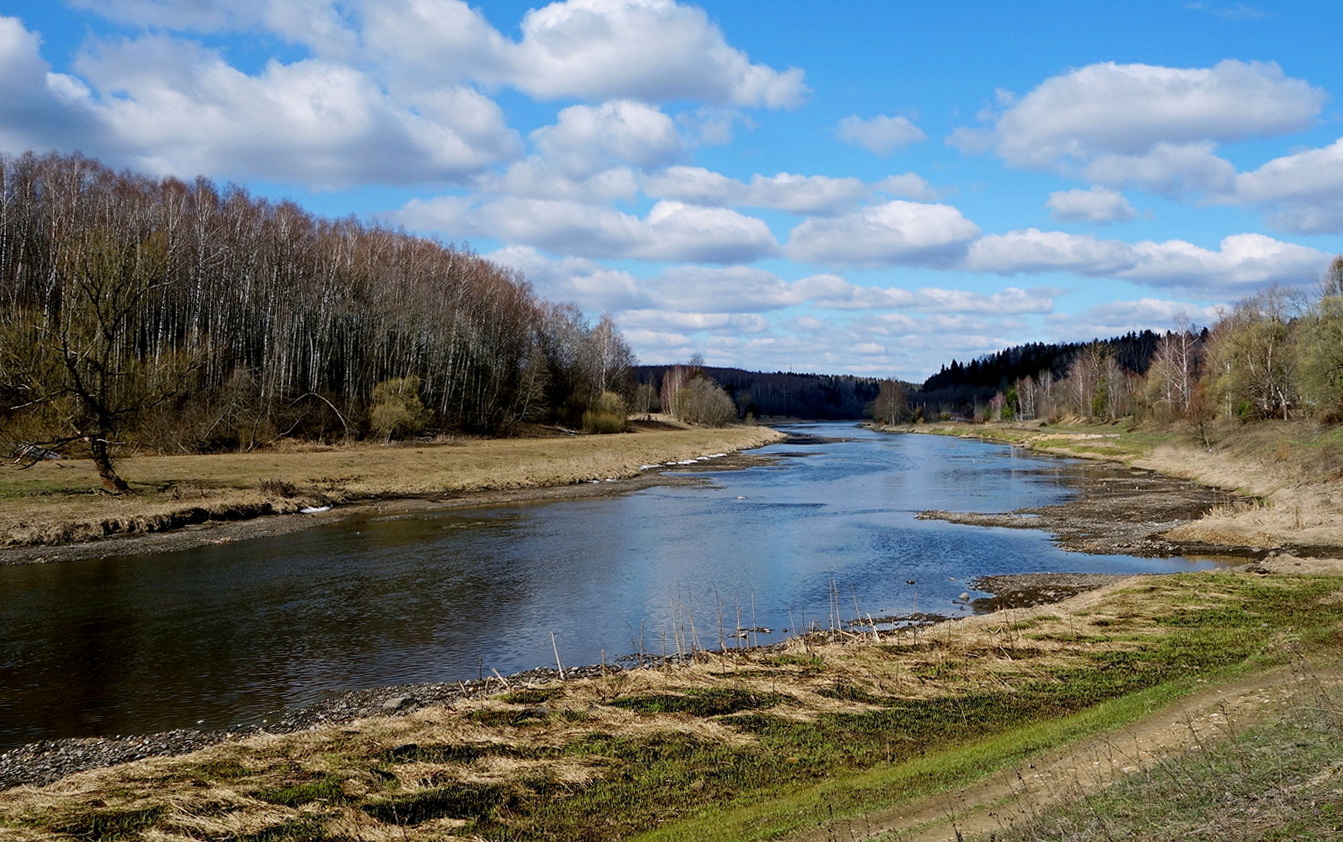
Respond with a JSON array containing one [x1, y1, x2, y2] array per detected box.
[[509, 0, 807, 106], [485, 245, 653, 311], [472, 101, 682, 201], [395, 196, 777, 264], [479, 162, 641, 202], [786, 200, 981, 267], [531, 100, 685, 175], [648, 265, 802, 312], [1046, 186, 1137, 223], [0, 12, 521, 187], [1231, 137, 1343, 233], [835, 114, 926, 156], [1049, 298, 1220, 342], [960, 60, 1324, 196], [876, 173, 938, 201], [1082, 141, 1237, 195], [0, 17, 103, 153], [642, 167, 873, 214], [619, 309, 770, 334], [968, 228, 1332, 295], [967, 229, 1137, 275], [641, 200, 778, 262], [359, 0, 514, 89], [1121, 232, 1329, 290], [77, 0, 807, 108]]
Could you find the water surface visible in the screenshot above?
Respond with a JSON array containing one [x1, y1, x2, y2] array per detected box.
[[0, 424, 1221, 747]]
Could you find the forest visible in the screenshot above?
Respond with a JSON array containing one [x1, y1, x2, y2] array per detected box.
[[904, 263, 1343, 428], [0, 150, 634, 489], [632, 364, 885, 421]]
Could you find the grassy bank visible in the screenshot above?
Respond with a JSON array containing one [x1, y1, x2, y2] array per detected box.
[[4, 567, 1343, 841], [0, 422, 783, 548], [907, 419, 1343, 553]]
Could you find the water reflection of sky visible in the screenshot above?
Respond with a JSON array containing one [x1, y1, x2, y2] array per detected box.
[[0, 423, 1225, 746]]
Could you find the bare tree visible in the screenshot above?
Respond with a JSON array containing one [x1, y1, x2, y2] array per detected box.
[[868, 379, 908, 426]]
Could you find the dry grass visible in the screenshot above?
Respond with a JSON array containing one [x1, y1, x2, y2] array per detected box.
[[7, 569, 1342, 841], [0, 423, 783, 547]]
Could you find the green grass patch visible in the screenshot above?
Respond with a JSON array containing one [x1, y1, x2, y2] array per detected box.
[[498, 687, 564, 705], [476, 574, 1343, 840], [361, 782, 518, 826], [253, 773, 348, 807], [981, 692, 1343, 841], [636, 677, 1203, 841], [378, 742, 540, 764], [52, 806, 165, 842], [231, 816, 329, 842], [609, 688, 785, 717]]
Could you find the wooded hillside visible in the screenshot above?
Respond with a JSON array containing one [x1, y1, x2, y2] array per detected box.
[[0, 151, 632, 487]]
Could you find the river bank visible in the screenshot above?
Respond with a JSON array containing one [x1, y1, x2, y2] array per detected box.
[[0, 421, 784, 563], [4, 424, 1343, 839], [896, 419, 1343, 557], [4, 560, 1342, 841]]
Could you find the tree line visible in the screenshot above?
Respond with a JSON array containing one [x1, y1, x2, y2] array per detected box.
[[0, 150, 633, 489], [632, 363, 885, 421], [896, 258, 1343, 428]]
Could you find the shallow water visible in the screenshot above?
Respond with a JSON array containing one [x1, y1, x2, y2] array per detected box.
[[0, 424, 1223, 747]]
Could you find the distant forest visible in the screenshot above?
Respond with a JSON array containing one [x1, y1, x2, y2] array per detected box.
[[906, 263, 1343, 427], [633, 365, 884, 420], [914, 331, 1183, 416]]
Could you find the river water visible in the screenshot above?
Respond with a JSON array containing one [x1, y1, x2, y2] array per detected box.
[[0, 424, 1223, 748]]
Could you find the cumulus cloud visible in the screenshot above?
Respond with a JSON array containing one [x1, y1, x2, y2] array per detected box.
[[958, 60, 1325, 196], [509, 0, 807, 106], [967, 229, 1137, 275], [0, 17, 103, 153], [5, 0, 806, 189], [968, 228, 1332, 295], [1231, 137, 1343, 233], [76, 0, 807, 108], [786, 200, 981, 267], [876, 173, 938, 201], [531, 100, 686, 175], [67, 34, 520, 187], [485, 245, 653, 311], [1120, 232, 1329, 290], [642, 167, 875, 214], [394, 196, 777, 264], [619, 309, 770, 334], [1046, 186, 1137, 223], [835, 114, 927, 156], [1049, 297, 1220, 342]]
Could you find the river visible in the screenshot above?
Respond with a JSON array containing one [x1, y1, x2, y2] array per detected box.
[[0, 424, 1224, 748]]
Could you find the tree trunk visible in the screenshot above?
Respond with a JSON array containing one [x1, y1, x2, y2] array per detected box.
[[88, 435, 131, 494]]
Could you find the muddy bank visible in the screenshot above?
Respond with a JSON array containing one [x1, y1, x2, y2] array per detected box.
[[0, 450, 774, 566], [969, 572, 1133, 611], [919, 459, 1266, 559]]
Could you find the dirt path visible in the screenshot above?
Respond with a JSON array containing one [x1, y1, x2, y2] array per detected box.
[[788, 662, 1342, 842]]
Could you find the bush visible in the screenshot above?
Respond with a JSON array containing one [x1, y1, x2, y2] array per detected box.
[[677, 378, 738, 427], [582, 391, 628, 434], [369, 376, 431, 441]]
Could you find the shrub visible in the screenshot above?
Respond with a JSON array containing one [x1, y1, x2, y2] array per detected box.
[[582, 391, 628, 434], [369, 376, 431, 441]]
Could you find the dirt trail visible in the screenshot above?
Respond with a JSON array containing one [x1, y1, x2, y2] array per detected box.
[[788, 662, 1342, 842]]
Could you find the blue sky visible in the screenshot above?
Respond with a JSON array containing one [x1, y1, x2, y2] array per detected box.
[[2, 0, 1341, 380]]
